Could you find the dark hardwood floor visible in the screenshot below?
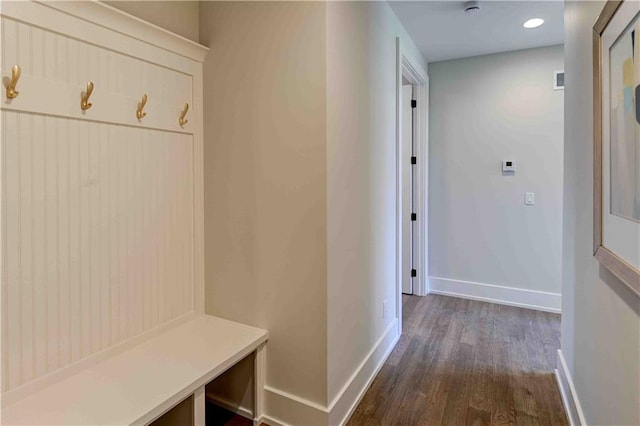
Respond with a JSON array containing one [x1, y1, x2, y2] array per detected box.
[[348, 294, 568, 426]]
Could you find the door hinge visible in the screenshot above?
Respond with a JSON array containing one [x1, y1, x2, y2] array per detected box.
[[411, 156, 417, 165], [411, 269, 417, 277], [411, 100, 417, 108], [411, 213, 416, 221]]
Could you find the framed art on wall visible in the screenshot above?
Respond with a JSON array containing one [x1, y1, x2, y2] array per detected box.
[[594, 0, 640, 295]]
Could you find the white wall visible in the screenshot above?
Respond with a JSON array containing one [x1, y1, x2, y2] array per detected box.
[[199, 3, 428, 422], [326, 0, 427, 412], [428, 46, 564, 312], [105, 1, 199, 42], [562, 2, 640, 425], [199, 2, 329, 421]]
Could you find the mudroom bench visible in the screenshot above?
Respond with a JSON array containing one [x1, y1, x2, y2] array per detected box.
[[2, 315, 268, 425]]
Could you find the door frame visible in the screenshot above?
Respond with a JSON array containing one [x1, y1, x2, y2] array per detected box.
[[395, 38, 429, 334]]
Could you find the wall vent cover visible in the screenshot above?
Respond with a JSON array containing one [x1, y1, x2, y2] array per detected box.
[[554, 70, 565, 90]]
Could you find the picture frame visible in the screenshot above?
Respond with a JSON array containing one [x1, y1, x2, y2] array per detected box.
[[593, 0, 640, 295]]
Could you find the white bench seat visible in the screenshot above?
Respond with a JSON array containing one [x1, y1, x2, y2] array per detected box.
[[2, 315, 268, 425]]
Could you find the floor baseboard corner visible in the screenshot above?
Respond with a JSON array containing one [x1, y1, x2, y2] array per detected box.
[[428, 276, 561, 313], [328, 319, 400, 425], [262, 319, 400, 425], [555, 349, 586, 426]]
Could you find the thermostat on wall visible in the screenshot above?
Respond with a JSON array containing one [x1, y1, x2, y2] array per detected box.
[[502, 160, 516, 172]]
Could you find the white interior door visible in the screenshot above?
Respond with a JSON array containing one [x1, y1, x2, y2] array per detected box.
[[401, 84, 414, 294]]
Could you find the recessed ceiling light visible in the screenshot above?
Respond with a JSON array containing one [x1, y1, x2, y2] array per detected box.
[[523, 18, 545, 29]]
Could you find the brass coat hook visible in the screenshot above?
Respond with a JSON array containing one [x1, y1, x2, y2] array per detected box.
[[179, 103, 189, 127], [136, 94, 148, 119], [81, 81, 94, 111], [6, 65, 21, 99]]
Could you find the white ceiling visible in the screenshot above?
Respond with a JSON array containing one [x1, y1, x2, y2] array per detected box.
[[388, 1, 564, 63]]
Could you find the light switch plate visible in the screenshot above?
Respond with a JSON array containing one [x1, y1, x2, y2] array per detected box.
[[525, 192, 535, 205], [502, 160, 516, 172]]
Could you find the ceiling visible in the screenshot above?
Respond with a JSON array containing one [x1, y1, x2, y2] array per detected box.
[[388, 1, 564, 63]]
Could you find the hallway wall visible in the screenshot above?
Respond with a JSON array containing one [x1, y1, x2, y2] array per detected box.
[[201, 1, 427, 423], [562, 2, 640, 424], [428, 46, 564, 312], [199, 1, 329, 418], [326, 2, 426, 417]]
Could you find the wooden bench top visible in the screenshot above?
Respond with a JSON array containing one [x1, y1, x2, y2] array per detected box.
[[2, 315, 268, 425]]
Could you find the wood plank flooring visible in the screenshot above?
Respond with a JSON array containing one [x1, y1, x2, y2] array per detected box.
[[348, 295, 567, 426]]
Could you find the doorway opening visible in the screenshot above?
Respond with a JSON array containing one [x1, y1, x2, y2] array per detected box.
[[396, 38, 429, 335], [401, 82, 417, 296]]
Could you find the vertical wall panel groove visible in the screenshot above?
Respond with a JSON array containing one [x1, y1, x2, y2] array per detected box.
[[32, 114, 45, 379], [45, 116, 59, 373], [69, 118, 80, 364], [109, 125, 119, 347], [6, 111, 22, 391], [1, 17, 6, 393], [20, 113, 33, 385], [99, 123, 110, 350], [1, 98, 7, 394], [58, 117, 70, 369]]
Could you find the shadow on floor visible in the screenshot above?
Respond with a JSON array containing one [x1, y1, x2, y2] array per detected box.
[[206, 402, 252, 426]]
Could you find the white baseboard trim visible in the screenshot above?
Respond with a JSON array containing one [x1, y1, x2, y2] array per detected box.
[[263, 385, 327, 425], [259, 414, 289, 426], [205, 393, 254, 421], [428, 276, 561, 313], [262, 318, 400, 426], [328, 318, 400, 425], [555, 349, 586, 426]]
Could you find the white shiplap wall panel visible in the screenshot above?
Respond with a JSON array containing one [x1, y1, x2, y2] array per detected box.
[[0, 4, 203, 397], [3, 112, 195, 392]]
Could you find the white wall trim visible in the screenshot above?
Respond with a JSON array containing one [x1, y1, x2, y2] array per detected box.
[[328, 319, 400, 425], [263, 385, 327, 426], [1, 1, 204, 75], [428, 277, 561, 313], [555, 349, 586, 426], [37, 0, 208, 62], [261, 319, 400, 426]]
